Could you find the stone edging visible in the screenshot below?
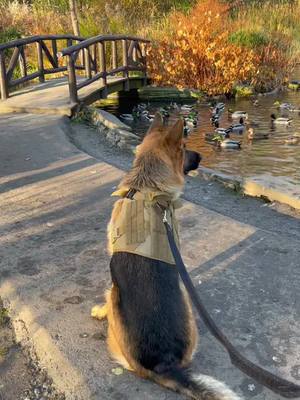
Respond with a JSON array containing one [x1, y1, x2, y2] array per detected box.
[[81, 107, 141, 152]]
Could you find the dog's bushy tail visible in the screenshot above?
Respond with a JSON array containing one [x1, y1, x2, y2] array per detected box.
[[149, 366, 242, 400]]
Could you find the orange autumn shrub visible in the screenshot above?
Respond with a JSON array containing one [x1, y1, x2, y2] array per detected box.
[[147, 0, 292, 94]]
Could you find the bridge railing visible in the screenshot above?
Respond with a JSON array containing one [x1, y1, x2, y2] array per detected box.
[[0, 34, 86, 100], [58, 34, 150, 104]]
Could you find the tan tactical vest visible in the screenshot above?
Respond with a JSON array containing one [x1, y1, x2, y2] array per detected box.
[[109, 188, 181, 265]]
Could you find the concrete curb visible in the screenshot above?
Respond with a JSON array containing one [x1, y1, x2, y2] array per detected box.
[[197, 166, 300, 210]]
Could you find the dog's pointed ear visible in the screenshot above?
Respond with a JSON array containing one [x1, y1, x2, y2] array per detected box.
[[146, 112, 164, 135], [164, 118, 184, 145]]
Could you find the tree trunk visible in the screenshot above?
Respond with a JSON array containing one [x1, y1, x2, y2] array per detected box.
[[69, 0, 80, 37]]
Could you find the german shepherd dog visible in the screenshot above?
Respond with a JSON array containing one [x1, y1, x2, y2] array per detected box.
[[92, 114, 242, 400]]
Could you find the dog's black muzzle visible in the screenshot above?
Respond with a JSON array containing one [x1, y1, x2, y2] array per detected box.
[[183, 150, 202, 175]]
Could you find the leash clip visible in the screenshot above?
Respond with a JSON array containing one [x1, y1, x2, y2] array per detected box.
[[163, 209, 168, 223]]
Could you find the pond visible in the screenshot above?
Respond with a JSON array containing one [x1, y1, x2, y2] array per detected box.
[[100, 87, 300, 188]]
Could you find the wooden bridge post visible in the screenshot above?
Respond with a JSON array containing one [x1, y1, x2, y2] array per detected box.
[[112, 41, 117, 71], [84, 48, 92, 79], [98, 42, 107, 98], [19, 46, 27, 78], [141, 43, 147, 86], [36, 41, 45, 83], [67, 54, 78, 104], [122, 39, 129, 91], [0, 51, 8, 100], [52, 39, 58, 67]]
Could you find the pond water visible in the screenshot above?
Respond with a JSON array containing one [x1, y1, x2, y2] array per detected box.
[[100, 87, 300, 188]]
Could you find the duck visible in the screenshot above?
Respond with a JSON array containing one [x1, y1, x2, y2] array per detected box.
[[214, 137, 241, 149], [205, 132, 222, 142], [181, 104, 195, 112], [229, 110, 248, 120], [159, 107, 170, 118], [274, 102, 300, 112], [245, 119, 260, 128], [247, 128, 269, 140], [170, 102, 179, 110], [253, 99, 259, 106], [210, 114, 220, 126], [183, 121, 191, 137], [137, 103, 148, 111], [274, 101, 292, 111], [140, 110, 154, 122], [211, 102, 225, 115], [229, 117, 245, 133], [185, 117, 198, 128], [285, 136, 299, 145], [120, 113, 135, 121], [271, 114, 292, 125], [214, 127, 231, 138], [216, 102, 225, 111]]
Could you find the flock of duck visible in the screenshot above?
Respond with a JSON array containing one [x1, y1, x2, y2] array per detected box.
[[119, 99, 300, 149]]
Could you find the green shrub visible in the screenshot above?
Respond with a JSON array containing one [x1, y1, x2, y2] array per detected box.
[[229, 30, 268, 48], [0, 26, 22, 44]]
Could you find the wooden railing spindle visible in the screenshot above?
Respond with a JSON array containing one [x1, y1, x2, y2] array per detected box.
[[84, 48, 92, 79], [0, 51, 8, 100], [52, 39, 58, 67], [132, 41, 137, 62], [37, 41, 45, 83], [98, 42, 106, 87], [92, 44, 97, 73], [67, 54, 78, 104], [122, 39, 129, 91], [112, 40, 117, 71], [19, 46, 27, 77]]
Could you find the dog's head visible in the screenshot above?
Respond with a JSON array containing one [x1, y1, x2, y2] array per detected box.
[[122, 113, 201, 195]]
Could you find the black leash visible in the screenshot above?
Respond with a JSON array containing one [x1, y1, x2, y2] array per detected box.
[[162, 209, 300, 398]]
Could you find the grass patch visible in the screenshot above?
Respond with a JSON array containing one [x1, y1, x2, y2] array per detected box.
[[229, 30, 268, 48], [0, 306, 9, 327]]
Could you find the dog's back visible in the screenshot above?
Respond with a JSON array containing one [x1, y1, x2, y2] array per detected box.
[[110, 252, 193, 372]]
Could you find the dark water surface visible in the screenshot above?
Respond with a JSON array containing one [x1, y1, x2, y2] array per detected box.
[[100, 89, 300, 187]]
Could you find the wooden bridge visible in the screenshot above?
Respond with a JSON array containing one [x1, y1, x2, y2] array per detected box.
[[0, 34, 150, 116]]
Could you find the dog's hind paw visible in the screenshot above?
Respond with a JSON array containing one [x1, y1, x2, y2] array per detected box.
[[91, 304, 108, 320]]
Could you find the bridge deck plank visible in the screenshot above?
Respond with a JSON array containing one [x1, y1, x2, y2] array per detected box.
[[0, 76, 144, 116]]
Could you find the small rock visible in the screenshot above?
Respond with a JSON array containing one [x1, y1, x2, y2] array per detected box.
[[188, 170, 199, 177], [272, 355, 281, 363], [92, 332, 106, 341], [46, 222, 54, 227], [248, 383, 256, 391], [63, 296, 83, 304], [79, 332, 89, 338], [112, 367, 124, 376]]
